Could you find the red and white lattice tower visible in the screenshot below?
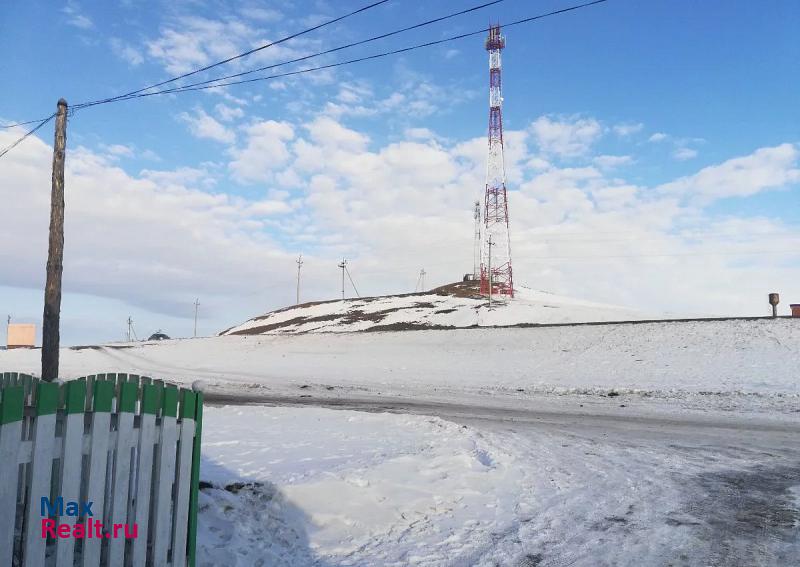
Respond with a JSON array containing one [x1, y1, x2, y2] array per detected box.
[[480, 24, 514, 297]]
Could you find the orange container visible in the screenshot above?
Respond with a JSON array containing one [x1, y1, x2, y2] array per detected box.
[[791, 304, 800, 318]]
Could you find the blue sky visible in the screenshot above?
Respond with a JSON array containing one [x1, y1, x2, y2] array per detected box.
[[1, 0, 799, 345]]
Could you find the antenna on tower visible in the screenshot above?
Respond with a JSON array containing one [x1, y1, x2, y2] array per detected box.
[[480, 23, 514, 298]]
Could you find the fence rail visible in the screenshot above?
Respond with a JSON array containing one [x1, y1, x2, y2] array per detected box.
[[0, 372, 203, 567]]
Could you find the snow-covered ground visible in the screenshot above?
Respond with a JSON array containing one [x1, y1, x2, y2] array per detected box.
[[221, 283, 651, 335], [2, 318, 797, 414], [2, 318, 798, 565], [198, 405, 800, 566], [198, 406, 523, 566]]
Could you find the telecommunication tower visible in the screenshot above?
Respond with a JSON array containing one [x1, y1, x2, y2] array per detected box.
[[480, 24, 514, 297]]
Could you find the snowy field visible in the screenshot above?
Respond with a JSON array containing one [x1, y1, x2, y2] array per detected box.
[[1, 319, 798, 565], [2, 318, 797, 415]]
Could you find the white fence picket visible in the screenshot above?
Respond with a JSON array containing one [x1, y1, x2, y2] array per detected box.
[[0, 404, 23, 566], [130, 409, 156, 567], [108, 406, 135, 565], [22, 408, 57, 566], [81, 404, 112, 567], [171, 416, 196, 567], [151, 413, 178, 567], [54, 411, 85, 566]]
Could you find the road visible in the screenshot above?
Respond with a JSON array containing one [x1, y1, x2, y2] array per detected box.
[[206, 391, 800, 567]]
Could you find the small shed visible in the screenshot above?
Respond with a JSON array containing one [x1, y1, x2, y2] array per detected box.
[[7, 323, 36, 349]]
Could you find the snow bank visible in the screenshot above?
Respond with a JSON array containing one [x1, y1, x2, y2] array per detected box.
[[198, 406, 522, 566]]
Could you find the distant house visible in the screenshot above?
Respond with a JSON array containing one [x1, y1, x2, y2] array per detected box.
[[7, 324, 36, 349], [147, 332, 170, 341]]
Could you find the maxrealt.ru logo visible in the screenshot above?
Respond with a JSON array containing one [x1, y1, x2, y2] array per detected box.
[[40, 497, 138, 539]]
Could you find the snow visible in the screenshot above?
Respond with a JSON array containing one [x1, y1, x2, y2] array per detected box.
[[197, 404, 800, 566], [2, 317, 798, 565], [3, 318, 797, 414], [198, 406, 524, 565], [221, 284, 651, 335]]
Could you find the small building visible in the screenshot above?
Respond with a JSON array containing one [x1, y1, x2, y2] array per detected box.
[[7, 324, 36, 349], [791, 304, 800, 318]]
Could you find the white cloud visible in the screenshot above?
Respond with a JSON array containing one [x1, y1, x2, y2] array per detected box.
[[178, 108, 235, 144], [673, 147, 698, 161], [613, 123, 644, 137], [530, 115, 603, 158], [239, 6, 281, 22], [146, 16, 308, 76], [659, 143, 800, 203], [63, 3, 93, 30], [109, 38, 144, 66], [649, 132, 668, 142], [229, 120, 295, 183], [3, 115, 800, 342], [404, 128, 437, 141], [593, 155, 633, 169], [215, 104, 245, 123], [0, 134, 293, 320], [102, 144, 134, 159]]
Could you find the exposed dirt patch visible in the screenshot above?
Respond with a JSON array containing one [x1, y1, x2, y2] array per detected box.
[[365, 322, 457, 332], [227, 313, 344, 335]]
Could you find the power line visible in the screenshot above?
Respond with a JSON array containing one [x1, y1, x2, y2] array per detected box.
[[0, 0, 608, 162], [73, 0, 608, 109], [102, 0, 509, 99], [0, 114, 55, 159], [1, 117, 55, 129], [76, 0, 393, 110], [2, 0, 608, 135]]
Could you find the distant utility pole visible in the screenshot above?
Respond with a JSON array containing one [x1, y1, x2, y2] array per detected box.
[[296, 254, 303, 305], [415, 269, 427, 292], [193, 298, 200, 337], [41, 99, 68, 382], [338, 259, 347, 299], [126, 316, 134, 342]]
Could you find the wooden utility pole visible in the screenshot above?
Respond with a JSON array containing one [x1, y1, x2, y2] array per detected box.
[[41, 99, 68, 382]]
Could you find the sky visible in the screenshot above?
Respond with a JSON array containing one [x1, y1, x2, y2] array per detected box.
[[0, 0, 799, 346]]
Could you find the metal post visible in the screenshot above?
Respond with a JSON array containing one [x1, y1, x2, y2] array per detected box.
[[296, 254, 303, 305], [488, 235, 493, 310], [193, 298, 200, 337], [41, 99, 68, 382], [338, 259, 346, 299]]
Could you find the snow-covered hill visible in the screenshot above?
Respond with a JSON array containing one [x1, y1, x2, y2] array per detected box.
[[221, 281, 650, 335]]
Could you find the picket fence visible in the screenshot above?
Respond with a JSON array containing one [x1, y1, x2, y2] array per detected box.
[[0, 372, 204, 567]]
